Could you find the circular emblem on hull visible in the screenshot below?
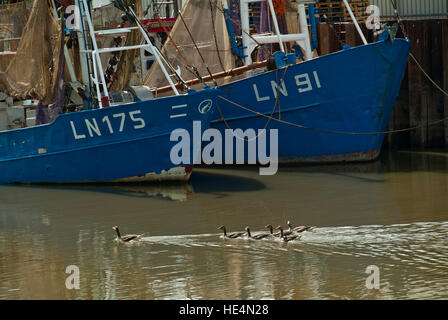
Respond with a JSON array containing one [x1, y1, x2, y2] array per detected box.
[[198, 99, 213, 114]]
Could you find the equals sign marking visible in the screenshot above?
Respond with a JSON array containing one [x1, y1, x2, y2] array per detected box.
[[170, 104, 188, 119]]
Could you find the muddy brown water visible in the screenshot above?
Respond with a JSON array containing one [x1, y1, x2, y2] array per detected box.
[[1, 150, 448, 299]]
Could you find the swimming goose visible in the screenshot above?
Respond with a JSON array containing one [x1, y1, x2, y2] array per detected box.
[[287, 221, 313, 233], [265, 224, 281, 237], [275, 226, 300, 242], [245, 227, 270, 240], [112, 226, 143, 242], [218, 225, 245, 239]]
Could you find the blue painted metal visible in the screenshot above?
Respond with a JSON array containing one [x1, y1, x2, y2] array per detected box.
[[212, 37, 410, 163], [273, 51, 297, 68], [78, 0, 93, 104], [308, 4, 318, 51], [223, 8, 246, 59], [292, 45, 304, 60], [0, 88, 219, 183]]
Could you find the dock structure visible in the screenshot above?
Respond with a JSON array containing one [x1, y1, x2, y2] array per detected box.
[[311, 0, 448, 149], [387, 19, 448, 149], [313, 0, 370, 23], [315, 18, 448, 149]]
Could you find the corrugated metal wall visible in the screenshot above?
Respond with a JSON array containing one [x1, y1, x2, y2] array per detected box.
[[369, 0, 448, 19]]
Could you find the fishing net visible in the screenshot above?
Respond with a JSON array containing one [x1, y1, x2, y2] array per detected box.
[[111, 0, 142, 91], [0, 0, 63, 105], [91, 0, 143, 91], [0, 1, 31, 72], [285, 0, 299, 34], [143, 0, 235, 94]]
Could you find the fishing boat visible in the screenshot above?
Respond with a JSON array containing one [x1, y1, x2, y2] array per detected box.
[[145, 0, 410, 164], [0, 0, 219, 183]]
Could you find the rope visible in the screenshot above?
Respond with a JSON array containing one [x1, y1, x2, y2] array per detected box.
[[215, 3, 448, 137], [114, 0, 187, 88], [178, 10, 217, 87], [215, 3, 273, 60], [409, 52, 448, 98], [216, 65, 290, 142], [153, 12, 204, 85], [209, 0, 226, 72], [217, 81, 448, 136]]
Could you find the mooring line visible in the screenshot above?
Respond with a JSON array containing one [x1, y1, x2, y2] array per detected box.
[[217, 94, 448, 136], [216, 65, 290, 142], [215, 0, 448, 137], [216, 31, 448, 136]]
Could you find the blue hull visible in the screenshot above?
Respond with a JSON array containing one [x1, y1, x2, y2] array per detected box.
[[212, 38, 410, 162], [0, 88, 218, 183]]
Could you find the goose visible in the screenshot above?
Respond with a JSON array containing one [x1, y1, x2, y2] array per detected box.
[[287, 221, 313, 233], [112, 226, 143, 242], [266, 224, 293, 237], [265, 224, 281, 237], [275, 226, 300, 242], [218, 225, 245, 239], [245, 227, 270, 240]]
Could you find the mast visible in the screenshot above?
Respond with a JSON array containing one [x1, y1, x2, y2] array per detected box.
[[50, 0, 77, 83], [266, 0, 285, 53], [342, 0, 367, 45], [77, 0, 184, 108], [237, 0, 313, 66]]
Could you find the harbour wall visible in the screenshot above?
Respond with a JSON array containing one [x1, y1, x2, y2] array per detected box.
[[316, 19, 448, 149]]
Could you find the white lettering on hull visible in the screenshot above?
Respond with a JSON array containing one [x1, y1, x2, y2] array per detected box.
[[253, 84, 270, 102], [70, 110, 146, 140], [85, 118, 101, 137], [70, 121, 86, 140], [170, 104, 188, 119], [252, 71, 322, 101]]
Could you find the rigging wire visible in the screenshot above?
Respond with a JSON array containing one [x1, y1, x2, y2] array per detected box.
[[77, 0, 95, 106], [218, 93, 448, 135], [208, 0, 227, 73], [215, 1, 448, 137], [217, 47, 448, 136], [214, 3, 273, 61], [153, 11, 205, 85], [178, 9, 218, 87], [124, 1, 189, 89], [216, 65, 290, 142]]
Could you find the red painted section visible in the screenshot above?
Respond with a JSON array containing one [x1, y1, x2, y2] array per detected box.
[[141, 18, 177, 24], [101, 96, 111, 108], [56, 0, 73, 7], [146, 27, 167, 33], [183, 165, 194, 174], [142, 18, 176, 33]]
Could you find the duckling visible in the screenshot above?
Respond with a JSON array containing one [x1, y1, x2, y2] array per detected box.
[[245, 227, 270, 240], [112, 226, 143, 242], [275, 226, 300, 242], [287, 221, 313, 233], [218, 225, 245, 239]]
